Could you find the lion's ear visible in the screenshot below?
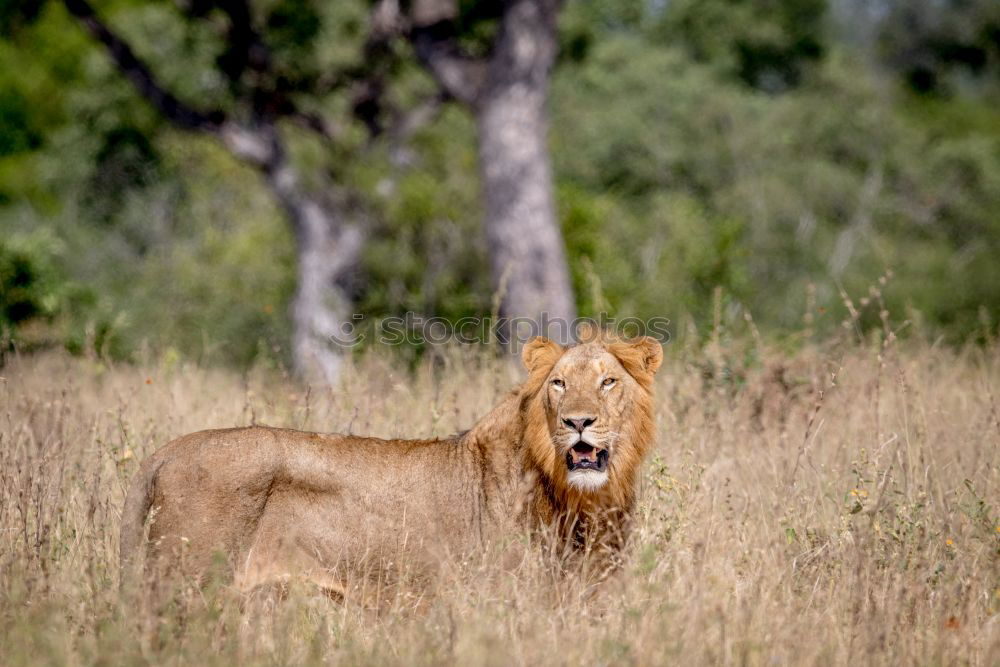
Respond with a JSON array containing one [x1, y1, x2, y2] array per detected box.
[[609, 336, 663, 383], [633, 336, 663, 375], [521, 337, 565, 374]]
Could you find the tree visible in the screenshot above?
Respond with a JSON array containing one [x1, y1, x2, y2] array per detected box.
[[57, 0, 393, 383], [405, 0, 577, 343]]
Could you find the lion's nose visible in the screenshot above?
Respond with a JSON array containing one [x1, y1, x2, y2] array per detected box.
[[563, 416, 596, 433]]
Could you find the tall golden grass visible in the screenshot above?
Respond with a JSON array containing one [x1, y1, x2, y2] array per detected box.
[[1, 335, 998, 665]]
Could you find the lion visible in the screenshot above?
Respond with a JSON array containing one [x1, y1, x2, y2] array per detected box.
[[120, 331, 662, 598]]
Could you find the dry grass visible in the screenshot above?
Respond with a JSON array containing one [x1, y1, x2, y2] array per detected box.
[[1, 338, 998, 665]]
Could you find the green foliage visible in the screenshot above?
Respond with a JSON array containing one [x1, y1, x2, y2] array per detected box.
[[52, 134, 297, 367], [549, 19, 1000, 341], [878, 0, 1000, 97], [653, 0, 827, 92], [356, 106, 489, 321], [0, 0, 998, 366], [0, 230, 66, 338], [0, 83, 41, 157], [0, 227, 107, 358]]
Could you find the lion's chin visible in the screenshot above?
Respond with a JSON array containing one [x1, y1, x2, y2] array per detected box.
[[566, 469, 609, 492]]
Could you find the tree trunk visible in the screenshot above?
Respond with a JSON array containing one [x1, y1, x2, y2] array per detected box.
[[223, 124, 362, 385], [475, 0, 575, 343], [279, 187, 362, 386], [408, 0, 577, 344]]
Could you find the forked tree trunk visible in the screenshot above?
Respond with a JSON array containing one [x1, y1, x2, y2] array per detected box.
[[475, 0, 575, 342]]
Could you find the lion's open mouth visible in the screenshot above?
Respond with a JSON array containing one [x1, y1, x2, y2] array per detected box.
[[566, 442, 609, 473]]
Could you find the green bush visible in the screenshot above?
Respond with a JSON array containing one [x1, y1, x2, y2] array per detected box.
[[0, 0, 998, 366]]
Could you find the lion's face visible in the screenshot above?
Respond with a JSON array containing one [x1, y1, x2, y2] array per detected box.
[[522, 334, 663, 495], [544, 345, 632, 491]]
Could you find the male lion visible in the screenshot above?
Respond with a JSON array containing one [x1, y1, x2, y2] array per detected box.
[[120, 332, 662, 597]]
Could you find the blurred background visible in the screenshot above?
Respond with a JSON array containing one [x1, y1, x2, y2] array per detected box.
[[1, 0, 998, 380]]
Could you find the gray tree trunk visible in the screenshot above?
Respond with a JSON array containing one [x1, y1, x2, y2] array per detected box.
[[275, 182, 362, 386], [222, 125, 362, 385], [475, 0, 575, 342], [409, 0, 576, 344]]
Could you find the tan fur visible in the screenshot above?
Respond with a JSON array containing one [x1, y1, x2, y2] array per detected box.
[[120, 333, 662, 595]]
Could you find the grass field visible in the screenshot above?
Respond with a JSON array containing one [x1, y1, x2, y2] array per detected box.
[[1, 336, 998, 665]]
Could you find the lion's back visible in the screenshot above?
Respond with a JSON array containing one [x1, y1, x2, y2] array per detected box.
[[140, 426, 336, 567], [135, 425, 480, 575]]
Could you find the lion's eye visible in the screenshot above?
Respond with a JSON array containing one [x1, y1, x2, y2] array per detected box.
[[602, 377, 617, 388], [551, 378, 565, 389]]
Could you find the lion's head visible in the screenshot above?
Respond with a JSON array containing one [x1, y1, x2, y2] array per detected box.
[[520, 329, 662, 503]]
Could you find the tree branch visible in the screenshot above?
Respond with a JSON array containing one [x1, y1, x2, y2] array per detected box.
[[181, 0, 388, 142], [410, 24, 486, 106], [290, 110, 343, 143], [62, 0, 225, 131], [214, 0, 269, 82], [406, 0, 486, 106], [177, 0, 271, 87]]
